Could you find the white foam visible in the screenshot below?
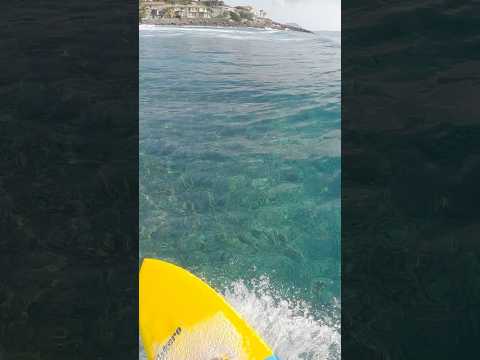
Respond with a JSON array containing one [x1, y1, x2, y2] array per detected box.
[[224, 277, 340, 360]]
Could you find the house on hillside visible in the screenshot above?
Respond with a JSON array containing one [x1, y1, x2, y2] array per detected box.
[[143, 0, 232, 20], [255, 9, 266, 18], [234, 5, 254, 12], [183, 6, 211, 18], [153, 5, 215, 19]]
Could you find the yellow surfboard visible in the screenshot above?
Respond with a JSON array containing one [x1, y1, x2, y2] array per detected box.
[[140, 258, 278, 360]]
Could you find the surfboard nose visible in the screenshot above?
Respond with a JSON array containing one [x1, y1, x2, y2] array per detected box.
[[140, 258, 277, 360]]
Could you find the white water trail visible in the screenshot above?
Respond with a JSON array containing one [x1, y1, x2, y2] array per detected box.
[[224, 277, 340, 360]]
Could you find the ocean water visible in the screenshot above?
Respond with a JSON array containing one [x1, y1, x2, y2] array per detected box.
[[140, 25, 341, 359]]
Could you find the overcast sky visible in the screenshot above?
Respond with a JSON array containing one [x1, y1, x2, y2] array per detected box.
[[227, 0, 340, 31]]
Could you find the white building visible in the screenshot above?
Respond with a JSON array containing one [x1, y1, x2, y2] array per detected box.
[[255, 9, 266, 18]]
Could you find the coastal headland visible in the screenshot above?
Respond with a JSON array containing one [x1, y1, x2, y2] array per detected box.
[[140, 0, 313, 33]]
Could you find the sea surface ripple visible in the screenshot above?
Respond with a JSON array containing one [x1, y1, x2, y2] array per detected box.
[[140, 25, 340, 359]]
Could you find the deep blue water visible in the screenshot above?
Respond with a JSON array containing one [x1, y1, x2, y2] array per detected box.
[[140, 25, 340, 359]]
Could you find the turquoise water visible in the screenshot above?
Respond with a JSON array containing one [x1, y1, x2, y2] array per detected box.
[[140, 25, 340, 359]]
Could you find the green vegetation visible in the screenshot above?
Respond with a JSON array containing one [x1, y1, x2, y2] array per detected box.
[[228, 9, 254, 22], [229, 11, 241, 22], [202, 0, 225, 5], [214, 12, 230, 20], [239, 10, 254, 21], [163, 7, 177, 18], [165, 0, 192, 4], [139, 1, 148, 20]]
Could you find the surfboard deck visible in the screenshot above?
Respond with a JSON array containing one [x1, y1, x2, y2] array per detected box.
[[140, 258, 278, 360]]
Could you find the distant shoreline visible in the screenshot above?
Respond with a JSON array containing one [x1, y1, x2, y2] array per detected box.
[[141, 18, 314, 34]]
